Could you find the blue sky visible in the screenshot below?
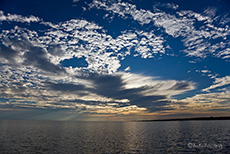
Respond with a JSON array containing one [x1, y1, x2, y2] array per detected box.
[[0, 0, 230, 121]]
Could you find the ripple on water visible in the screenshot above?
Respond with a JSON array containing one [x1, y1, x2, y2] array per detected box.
[[0, 120, 229, 154]]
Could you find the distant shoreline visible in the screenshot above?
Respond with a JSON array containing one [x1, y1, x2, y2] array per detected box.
[[137, 116, 230, 122]]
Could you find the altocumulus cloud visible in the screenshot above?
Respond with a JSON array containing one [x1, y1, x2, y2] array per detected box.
[[0, 8, 201, 119], [0, 44, 195, 115], [1, 0, 229, 120], [89, 0, 230, 59]]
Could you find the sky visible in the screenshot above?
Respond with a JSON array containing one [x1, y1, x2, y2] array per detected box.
[[0, 0, 230, 121]]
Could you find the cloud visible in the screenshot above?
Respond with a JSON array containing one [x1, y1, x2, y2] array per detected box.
[[74, 104, 147, 115], [1, 4, 228, 119], [203, 7, 217, 17], [89, 0, 156, 25], [219, 13, 230, 25], [73, 0, 79, 3], [202, 75, 230, 92], [201, 70, 211, 73], [89, 0, 230, 60], [68, 72, 194, 112], [0, 10, 40, 23], [0, 44, 18, 63], [124, 66, 130, 72], [0, 58, 195, 113], [23, 46, 65, 73], [0, 10, 167, 74], [170, 90, 230, 113], [46, 82, 87, 93], [0, 18, 191, 112], [0, 28, 65, 74], [154, 3, 179, 10]]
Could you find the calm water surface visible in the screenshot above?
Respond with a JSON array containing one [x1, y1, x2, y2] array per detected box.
[[0, 120, 229, 154]]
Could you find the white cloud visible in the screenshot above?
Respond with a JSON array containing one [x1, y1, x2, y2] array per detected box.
[[89, 0, 230, 59], [170, 90, 230, 112], [203, 7, 217, 17], [0, 9, 193, 114], [120, 72, 195, 97], [124, 66, 130, 72], [202, 75, 230, 92], [0, 9, 166, 74], [201, 70, 211, 73], [0, 17, 161, 74], [76, 104, 147, 115], [195, 69, 219, 79], [154, 3, 179, 10], [117, 30, 165, 58], [1, 4, 229, 117], [0, 10, 40, 23], [73, 0, 79, 3], [0, 60, 195, 114]]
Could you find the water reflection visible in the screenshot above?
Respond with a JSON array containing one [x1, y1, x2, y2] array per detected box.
[[0, 120, 229, 153]]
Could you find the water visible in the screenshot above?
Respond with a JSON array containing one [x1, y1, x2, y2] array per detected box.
[[0, 120, 229, 154]]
